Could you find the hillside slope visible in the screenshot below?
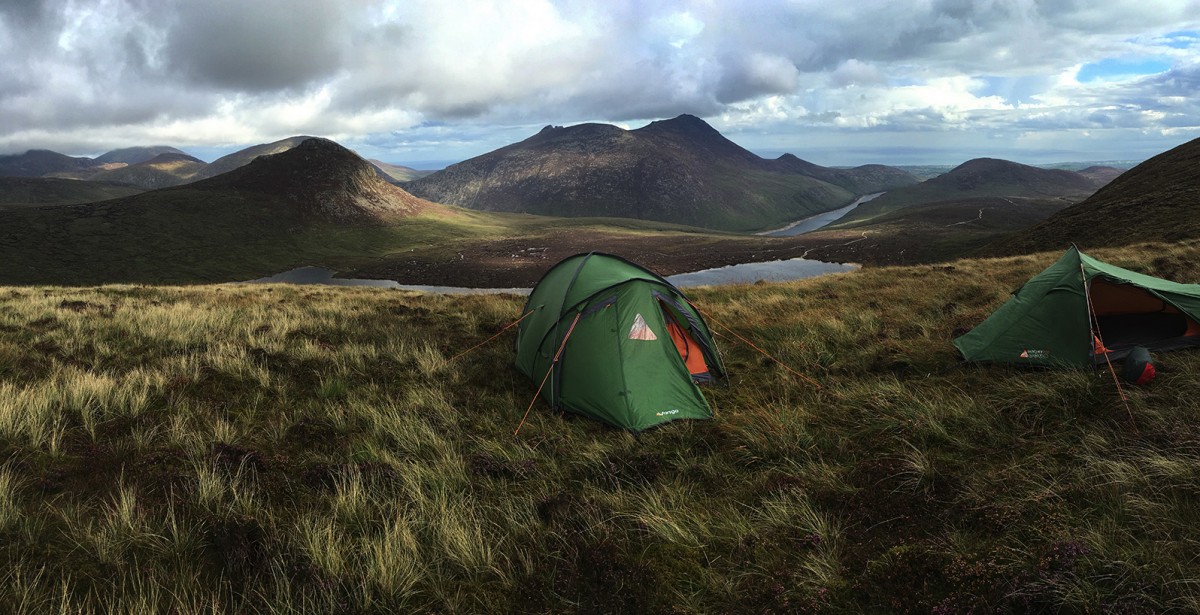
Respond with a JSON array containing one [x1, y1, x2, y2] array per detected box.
[[194, 138, 437, 222], [405, 114, 917, 232], [94, 146, 190, 165], [840, 158, 1103, 226], [370, 160, 434, 183], [0, 138, 447, 284], [0, 177, 145, 210], [798, 196, 1074, 266], [0, 149, 95, 177], [189, 136, 315, 181], [990, 136, 1200, 254], [85, 153, 208, 189]]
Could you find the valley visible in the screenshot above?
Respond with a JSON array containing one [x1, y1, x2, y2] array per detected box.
[[5, 2, 1200, 611], [0, 119, 1140, 287], [3, 116, 1199, 614]]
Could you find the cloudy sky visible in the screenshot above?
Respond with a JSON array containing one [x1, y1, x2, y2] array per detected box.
[[2, 0, 1198, 166]]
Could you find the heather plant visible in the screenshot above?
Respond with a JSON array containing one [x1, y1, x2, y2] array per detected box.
[[1, 242, 1199, 612]]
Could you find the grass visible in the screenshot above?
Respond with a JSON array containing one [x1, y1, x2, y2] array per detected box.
[[2, 241, 1200, 612]]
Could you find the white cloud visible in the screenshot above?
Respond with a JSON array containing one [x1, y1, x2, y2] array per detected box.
[[0, 0, 1199, 164]]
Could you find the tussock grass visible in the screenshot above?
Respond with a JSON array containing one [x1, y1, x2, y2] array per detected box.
[[3, 243, 1200, 611]]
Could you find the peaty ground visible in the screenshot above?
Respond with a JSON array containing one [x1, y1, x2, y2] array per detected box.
[[2, 241, 1200, 612]]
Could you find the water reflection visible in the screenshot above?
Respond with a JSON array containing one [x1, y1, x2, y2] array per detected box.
[[758, 192, 884, 237], [246, 257, 856, 294], [666, 258, 856, 288], [245, 267, 528, 294]]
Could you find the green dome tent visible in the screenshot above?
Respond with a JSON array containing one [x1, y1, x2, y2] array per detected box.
[[515, 253, 725, 432], [954, 246, 1200, 367]]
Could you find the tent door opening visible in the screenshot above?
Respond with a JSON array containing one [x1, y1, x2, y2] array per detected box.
[[1090, 278, 1200, 351], [659, 301, 713, 382]]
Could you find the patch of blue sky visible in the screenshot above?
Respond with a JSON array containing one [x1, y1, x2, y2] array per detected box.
[[1076, 57, 1172, 83], [1157, 30, 1199, 49]]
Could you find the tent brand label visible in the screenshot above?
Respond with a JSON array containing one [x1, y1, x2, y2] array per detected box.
[[1019, 349, 1049, 359], [628, 313, 658, 340], [656, 409, 680, 416]]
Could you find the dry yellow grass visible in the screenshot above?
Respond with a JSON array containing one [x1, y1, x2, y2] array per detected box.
[[1, 242, 1200, 612]]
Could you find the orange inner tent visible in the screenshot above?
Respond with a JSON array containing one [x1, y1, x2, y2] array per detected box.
[[666, 318, 711, 378], [1090, 279, 1200, 345]]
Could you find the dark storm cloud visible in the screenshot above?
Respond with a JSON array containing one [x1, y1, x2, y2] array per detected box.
[[1135, 64, 1200, 97], [714, 53, 800, 104], [0, 0, 61, 30], [0, 0, 59, 57], [162, 0, 351, 92], [1, 0, 1198, 161]]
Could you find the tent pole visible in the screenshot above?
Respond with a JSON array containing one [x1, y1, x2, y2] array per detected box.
[[1080, 262, 1137, 428]]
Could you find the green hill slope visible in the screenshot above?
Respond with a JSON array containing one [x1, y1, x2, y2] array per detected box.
[[839, 157, 1102, 226], [94, 146, 191, 165], [189, 136, 315, 181], [0, 149, 95, 177], [85, 153, 208, 189], [990, 136, 1200, 254], [0, 176, 145, 210], [0, 139, 451, 285], [0, 138, 829, 286], [799, 195, 1074, 265], [369, 160, 434, 183], [782, 157, 1109, 265]]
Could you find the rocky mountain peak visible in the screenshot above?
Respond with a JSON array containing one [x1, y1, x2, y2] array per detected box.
[[193, 137, 439, 222]]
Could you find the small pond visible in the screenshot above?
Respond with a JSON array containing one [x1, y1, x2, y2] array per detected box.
[[244, 267, 530, 294], [245, 257, 856, 295], [666, 258, 855, 288]]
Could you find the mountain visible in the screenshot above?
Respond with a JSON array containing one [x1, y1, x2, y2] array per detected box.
[[778, 158, 1109, 266], [1076, 165, 1126, 186], [193, 137, 435, 222], [190, 136, 314, 181], [0, 149, 95, 177], [0, 176, 144, 211], [838, 157, 1104, 225], [85, 153, 208, 189], [369, 160, 434, 183], [94, 146, 190, 165], [0, 138, 446, 284], [404, 114, 918, 232], [1, 146, 196, 185], [767, 154, 919, 196], [990, 136, 1200, 254]]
